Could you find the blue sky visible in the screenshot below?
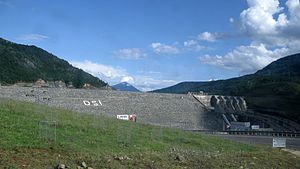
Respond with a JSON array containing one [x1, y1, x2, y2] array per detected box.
[[1, 0, 300, 91]]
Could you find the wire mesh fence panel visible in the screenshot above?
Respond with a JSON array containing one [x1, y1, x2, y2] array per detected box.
[[89, 111, 103, 151], [117, 123, 133, 147], [34, 89, 59, 145], [151, 126, 163, 141], [39, 120, 57, 143], [0, 100, 12, 141], [94, 114, 110, 135]]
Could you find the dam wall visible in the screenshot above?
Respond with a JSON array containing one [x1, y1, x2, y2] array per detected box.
[[0, 86, 223, 130], [193, 94, 247, 114]]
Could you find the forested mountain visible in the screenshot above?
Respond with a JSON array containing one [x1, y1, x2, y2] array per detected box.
[[153, 53, 300, 122], [0, 38, 107, 88]]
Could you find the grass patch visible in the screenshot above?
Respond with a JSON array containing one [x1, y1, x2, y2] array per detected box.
[[0, 98, 299, 168]]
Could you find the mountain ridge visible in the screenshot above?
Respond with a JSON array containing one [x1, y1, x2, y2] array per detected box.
[[0, 37, 107, 88], [112, 82, 140, 92], [153, 53, 300, 122]]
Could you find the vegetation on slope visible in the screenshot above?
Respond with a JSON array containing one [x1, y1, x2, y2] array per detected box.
[[153, 53, 300, 123], [0, 99, 299, 168], [0, 38, 107, 88]]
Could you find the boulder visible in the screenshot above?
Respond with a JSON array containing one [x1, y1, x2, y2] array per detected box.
[[175, 154, 185, 161], [81, 161, 87, 168], [56, 164, 66, 169]]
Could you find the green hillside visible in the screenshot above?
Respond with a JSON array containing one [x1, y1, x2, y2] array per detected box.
[[256, 54, 300, 76], [0, 38, 107, 88], [153, 53, 300, 123], [1, 98, 299, 168]]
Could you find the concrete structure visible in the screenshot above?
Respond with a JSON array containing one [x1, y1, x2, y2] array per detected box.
[[193, 93, 300, 132], [0, 86, 223, 130], [2, 86, 299, 132], [193, 94, 248, 129]]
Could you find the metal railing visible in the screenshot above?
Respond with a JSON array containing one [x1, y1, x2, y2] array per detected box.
[[186, 130, 300, 138]]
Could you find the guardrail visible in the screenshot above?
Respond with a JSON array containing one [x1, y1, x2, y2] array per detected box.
[[233, 110, 300, 132], [186, 130, 300, 138]]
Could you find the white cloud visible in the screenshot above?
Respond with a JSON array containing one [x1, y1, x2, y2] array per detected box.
[[198, 32, 220, 42], [71, 60, 131, 84], [283, 0, 300, 37], [132, 75, 177, 91], [17, 34, 49, 42], [121, 76, 134, 83], [71, 60, 176, 91], [199, 44, 294, 74], [183, 40, 206, 51], [240, 0, 282, 35], [151, 42, 180, 54], [240, 0, 300, 46], [114, 48, 146, 60], [200, 0, 300, 75]]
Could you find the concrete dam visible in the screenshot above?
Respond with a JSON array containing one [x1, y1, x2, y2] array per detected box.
[[0, 86, 223, 130], [192, 94, 247, 130], [193, 93, 300, 131], [1, 86, 299, 131]]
